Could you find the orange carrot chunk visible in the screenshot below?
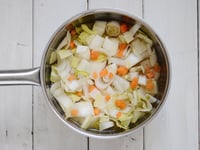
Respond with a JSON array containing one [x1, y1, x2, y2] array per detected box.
[[92, 72, 98, 79], [67, 74, 76, 81], [119, 43, 127, 50], [70, 40, 76, 49], [105, 95, 111, 102], [71, 109, 78, 117], [120, 23, 128, 33], [108, 72, 114, 79], [117, 66, 128, 76], [116, 112, 122, 119], [115, 100, 127, 109], [88, 85, 96, 93], [70, 29, 77, 36], [116, 43, 127, 58], [145, 79, 154, 90], [146, 71, 155, 79], [130, 77, 138, 89], [100, 69, 108, 77], [153, 64, 161, 72], [76, 91, 83, 97], [94, 107, 101, 116], [90, 50, 99, 60]]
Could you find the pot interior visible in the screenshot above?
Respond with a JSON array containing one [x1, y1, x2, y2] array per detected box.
[[40, 9, 170, 138]]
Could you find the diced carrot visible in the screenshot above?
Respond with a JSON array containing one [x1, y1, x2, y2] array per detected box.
[[76, 91, 83, 97], [116, 43, 127, 58], [146, 71, 155, 79], [115, 100, 127, 109], [116, 49, 124, 58], [145, 66, 151, 73], [108, 72, 114, 79], [94, 107, 101, 116], [145, 79, 154, 90], [71, 109, 78, 116], [100, 68, 108, 77], [130, 77, 138, 89], [117, 66, 128, 76], [92, 72, 98, 79], [120, 23, 128, 33], [70, 29, 76, 36], [153, 64, 161, 72], [67, 74, 76, 81], [119, 43, 127, 51], [70, 40, 76, 49], [105, 95, 111, 102], [88, 85, 96, 93], [90, 50, 99, 60], [116, 112, 122, 119]]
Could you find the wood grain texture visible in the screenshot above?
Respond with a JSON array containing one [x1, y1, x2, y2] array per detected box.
[[33, 0, 88, 150], [144, 0, 199, 150], [88, 0, 143, 150], [0, 0, 32, 150]]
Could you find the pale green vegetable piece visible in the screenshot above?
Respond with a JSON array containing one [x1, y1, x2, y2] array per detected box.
[[67, 93, 82, 102], [138, 75, 147, 86], [50, 81, 61, 94], [118, 34, 127, 43], [102, 37, 119, 56], [70, 56, 81, 68], [129, 24, 141, 37], [112, 75, 129, 93], [97, 53, 107, 62], [106, 21, 120, 37], [99, 121, 114, 131], [81, 24, 96, 34], [75, 70, 89, 77], [70, 101, 94, 117], [81, 115, 94, 129], [76, 45, 90, 59], [92, 21, 107, 36], [149, 49, 158, 66], [131, 111, 144, 123], [99, 115, 110, 123], [78, 32, 90, 44], [89, 34, 104, 49], [123, 31, 134, 43], [50, 66, 60, 82], [52, 88, 73, 117], [131, 38, 149, 58], [118, 114, 133, 129], [136, 32, 153, 46], [56, 50, 72, 60], [123, 53, 142, 68], [57, 31, 71, 50], [49, 51, 57, 64], [146, 94, 158, 103]]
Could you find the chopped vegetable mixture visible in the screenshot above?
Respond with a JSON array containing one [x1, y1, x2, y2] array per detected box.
[[49, 20, 160, 131]]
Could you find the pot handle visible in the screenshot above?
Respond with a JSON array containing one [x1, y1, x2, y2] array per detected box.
[[0, 67, 40, 86]]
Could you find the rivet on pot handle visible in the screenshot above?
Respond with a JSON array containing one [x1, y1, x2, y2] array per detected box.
[[0, 68, 40, 86]]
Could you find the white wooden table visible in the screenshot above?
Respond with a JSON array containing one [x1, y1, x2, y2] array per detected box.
[[0, 0, 199, 150]]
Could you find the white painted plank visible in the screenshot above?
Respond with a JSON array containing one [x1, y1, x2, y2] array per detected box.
[[89, 130, 143, 150], [88, 0, 142, 17], [89, 1, 143, 150], [144, 0, 199, 150], [33, 0, 88, 150], [0, 0, 32, 150], [199, 1, 200, 148]]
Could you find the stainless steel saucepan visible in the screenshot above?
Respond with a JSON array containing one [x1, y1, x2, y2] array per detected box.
[[0, 9, 170, 139]]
